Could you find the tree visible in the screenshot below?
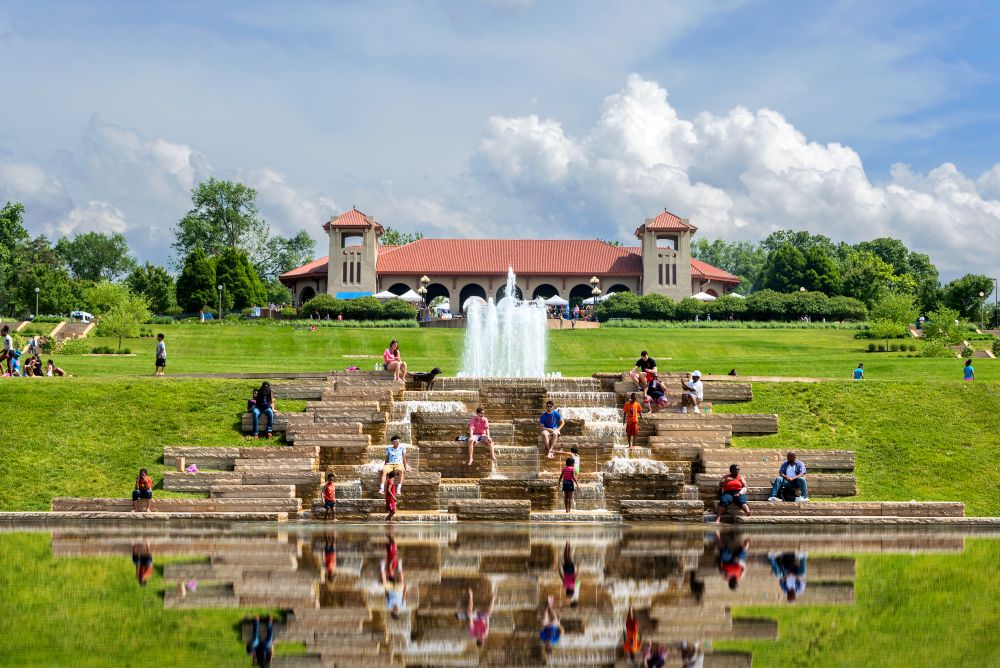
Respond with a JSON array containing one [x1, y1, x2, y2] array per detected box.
[[594, 292, 641, 320], [127, 263, 175, 313], [54, 231, 136, 282], [95, 292, 151, 351], [258, 230, 316, 280], [379, 227, 423, 246], [745, 289, 787, 320], [704, 294, 747, 319], [598, 239, 623, 247], [691, 239, 767, 293], [828, 296, 868, 321], [801, 245, 842, 295], [0, 202, 29, 276], [638, 293, 675, 320], [173, 178, 269, 264], [758, 244, 807, 293], [300, 294, 345, 318], [4, 235, 76, 317], [176, 247, 217, 312], [382, 299, 418, 320], [263, 278, 293, 306], [214, 247, 266, 310], [870, 292, 919, 326], [922, 306, 964, 344], [942, 274, 995, 321], [761, 230, 835, 254], [840, 251, 897, 307], [84, 282, 134, 316]]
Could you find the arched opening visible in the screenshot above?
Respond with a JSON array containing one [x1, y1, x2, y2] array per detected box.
[[568, 284, 593, 308], [495, 284, 524, 301], [387, 282, 411, 296], [656, 235, 678, 250], [298, 287, 316, 305], [705, 288, 718, 297], [425, 283, 450, 304], [340, 234, 363, 249], [459, 284, 488, 309], [607, 284, 631, 294], [532, 284, 559, 300]]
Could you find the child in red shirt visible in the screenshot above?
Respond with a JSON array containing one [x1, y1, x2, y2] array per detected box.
[[321, 474, 336, 520], [385, 470, 398, 521], [559, 458, 578, 513]]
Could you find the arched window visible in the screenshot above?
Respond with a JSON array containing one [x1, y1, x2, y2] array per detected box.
[[532, 284, 559, 300], [459, 284, 488, 308]]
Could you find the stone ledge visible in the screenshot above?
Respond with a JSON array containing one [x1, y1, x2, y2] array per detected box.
[[0, 511, 289, 522], [447, 499, 531, 521]]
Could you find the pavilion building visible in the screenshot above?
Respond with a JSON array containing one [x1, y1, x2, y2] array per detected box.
[[279, 207, 739, 307]]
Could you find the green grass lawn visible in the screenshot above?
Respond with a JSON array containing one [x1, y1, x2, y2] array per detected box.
[[39, 322, 995, 381], [720, 539, 1000, 667]]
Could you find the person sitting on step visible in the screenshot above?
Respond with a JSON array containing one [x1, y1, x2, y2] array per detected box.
[[467, 406, 496, 466], [680, 370, 704, 414], [768, 451, 809, 502], [713, 464, 751, 523], [643, 373, 668, 412], [627, 350, 658, 390], [251, 381, 276, 438], [540, 401, 565, 458], [379, 435, 409, 497], [132, 468, 153, 512]]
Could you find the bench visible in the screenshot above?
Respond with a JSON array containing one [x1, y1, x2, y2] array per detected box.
[[51, 497, 303, 515], [447, 499, 531, 521]]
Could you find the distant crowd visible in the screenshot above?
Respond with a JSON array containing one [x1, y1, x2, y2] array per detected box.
[[0, 326, 66, 377]]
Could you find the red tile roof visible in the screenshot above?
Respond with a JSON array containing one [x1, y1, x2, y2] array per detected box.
[[322, 207, 385, 234], [635, 209, 697, 237], [691, 258, 740, 284], [280, 239, 738, 285]]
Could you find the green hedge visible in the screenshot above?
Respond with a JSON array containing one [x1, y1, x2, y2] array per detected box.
[[293, 319, 419, 329], [300, 294, 418, 321], [595, 290, 868, 322], [601, 320, 869, 329]]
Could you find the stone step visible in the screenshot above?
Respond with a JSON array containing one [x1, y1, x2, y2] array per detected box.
[[411, 441, 494, 478], [529, 510, 623, 522], [286, 423, 364, 438], [697, 473, 857, 499], [479, 479, 560, 511], [305, 400, 384, 413], [619, 500, 704, 522], [10, 511, 289, 523], [439, 481, 480, 510], [739, 501, 964, 517], [544, 391, 618, 407], [447, 499, 531, 521], [651, 413, 778, 435], [51, 497, 302, 515], [209, 485, 297, 499], [359, 472, 441, 510], [233, 458, 316, 471], [602, 473, 686, 511], [240, 411, 315, 433], [700, 448, 854, 473]]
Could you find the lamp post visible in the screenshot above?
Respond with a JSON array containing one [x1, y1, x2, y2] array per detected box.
[[993, 278, 999, 329], [418, 275, 430, 315], [217, 284, 223, 319], [34, 287, 40, 319], [979, 291, 986, 330]]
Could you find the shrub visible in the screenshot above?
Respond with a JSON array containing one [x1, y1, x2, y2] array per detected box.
[[745, 290, 786, 320], [784, 291, 831, 320], [868, 342, 877, 352], [920, 339, 958, 358], [165, 306, 183, 316], [224, 313, 243, 322], [909, 343, 918, 352], [122, 347, 131, 354], [149, 316, 174, 325], [54, 338, 91, 355], [993, 339, 1000, 357], [300, 294, 344, 318], [960, 345, 974, 358], [32, 315, 67, 323], [828, 296, 869, 321], [280, 306, 297, 319], [343, 296, 386, 321], [595, 292, 641, 320], [922, 307, 964, 344], [381, 300, 418, 320], [674, 297, 705, 320], [637, 293, 675, 320]]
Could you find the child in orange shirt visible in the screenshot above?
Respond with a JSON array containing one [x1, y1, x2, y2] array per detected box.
[[321, 474, 336, 520], [622, 392, 643, 448]]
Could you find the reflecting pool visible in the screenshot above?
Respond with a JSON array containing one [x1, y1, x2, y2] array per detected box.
[[1, 523, 999, 667]]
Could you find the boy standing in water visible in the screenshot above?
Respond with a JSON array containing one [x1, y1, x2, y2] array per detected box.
[[623, 392, 643, 448], [385, 471, 398, 521]]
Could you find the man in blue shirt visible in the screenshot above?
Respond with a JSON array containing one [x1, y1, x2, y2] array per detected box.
[[540, 401, 565, 459], [768, 451, 808, 502], [852, 363, 864, 380]]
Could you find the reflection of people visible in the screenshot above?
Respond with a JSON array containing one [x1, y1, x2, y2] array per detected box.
[[717, 532, 751, 591], [642, 640, 666, 668], [131, 542, 153, 587], [679, 640, 705, 668], [768, 552, 808, 602], [559, 542, 579, 607], [323, 534, 337, 578], [623, 604, 640, 662], [246, 616, 274, 667], [381, 531, 406, 619], [321, 474, 336, 520], [539, 595, 563, 655], [466, 587, 494, 647]]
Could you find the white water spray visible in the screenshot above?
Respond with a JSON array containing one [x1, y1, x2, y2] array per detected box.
[[460, 267, 548, 377]]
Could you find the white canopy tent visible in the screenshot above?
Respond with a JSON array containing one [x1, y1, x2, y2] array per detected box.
[[729, 292, 745, 298], [399, 289, 424, 303], [582, 292, 615, 305], [374, 290, 399, 300], [691, 292, 717, 301], [543, 296, 569, 307]]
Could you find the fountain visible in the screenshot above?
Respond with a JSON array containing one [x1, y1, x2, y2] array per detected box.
[[460, 267, 548, 377]]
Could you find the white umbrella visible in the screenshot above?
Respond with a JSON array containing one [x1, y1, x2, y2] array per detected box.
[[399, 289, 424, 303], [374, 290, 399, 300], [544, 296, 569, 306], [691, 291, 717, 301], [729, 292, 745, 298]]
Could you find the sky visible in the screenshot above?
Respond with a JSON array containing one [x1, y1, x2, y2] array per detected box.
[[1, 0, 999, 280]]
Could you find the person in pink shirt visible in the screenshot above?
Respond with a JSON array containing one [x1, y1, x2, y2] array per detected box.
[[383, 339, 407, 381], [465, 587, 494, 647], [467, 406, 497, 466]]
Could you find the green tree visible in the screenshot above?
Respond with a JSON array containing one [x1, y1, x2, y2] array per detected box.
[[379, 228, 423, 246], [594, 292, 641, 320], [262, 278, 293, 306], [870, 292, 919, 326], [214, 247, 266, 310], [5, 236, 76, 316], [691, 238, 767, 293], [83, 282, 133, 316], [0, 202, 31, 312], [758, 244, 807, 292], [801, 245, 842, 295], [942, 274, 994, 321], [922, 306, 964, 344], [841, 251, 897, 307], [127, 263, 175, 313], [704, 294, 747, 319], [259, 230, 316, 280], [638, 293, 675, 320], [172, 178, 268, 264], [381, 299, 418, 320], [95, 292, 151, 351], [54, 231, 136, 282], [175, 247, 217, 313], [761, 230, 835, 254], [300, 294, 344, 318], [746, 289, 787, 320]]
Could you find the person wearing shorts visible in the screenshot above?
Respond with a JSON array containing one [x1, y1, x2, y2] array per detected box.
[[628, 351, 657, 390], [379, 435, 408, 496], [540, 401, 565, 458], [132, 541, 153, 587], [714, 464, 751, 523], [539, 595, 563, 655], [467, 406, 496, 465], [644, 374, 668, 412], [0, 326, 13, 374], [559, 541, 579, 606], [964, 359, 975, 382], [623, 392, 643, 448], [246, 616, 274, 667], [466, 587, 494, 647], [321, 474, 336, 520], [385, 471, 398, 521], [154, 333, 166, 376], [132, 468, 153, 512], [559, 458, 578, 514]]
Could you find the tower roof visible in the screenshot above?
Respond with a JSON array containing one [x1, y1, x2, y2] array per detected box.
[[322, 207, 384, 235], [635, 208, 697, 237]]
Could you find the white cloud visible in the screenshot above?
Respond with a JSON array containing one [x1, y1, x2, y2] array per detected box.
[[471, 74, 1000, 277], [238, 166, 337, 249], [56, 201, 127, 236]]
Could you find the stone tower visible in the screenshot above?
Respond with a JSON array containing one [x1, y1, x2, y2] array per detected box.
[[636, 209, 696, 300], [324, 207, 383, 297]]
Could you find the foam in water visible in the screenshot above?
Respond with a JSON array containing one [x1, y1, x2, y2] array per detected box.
[[602, 458, 670, 474], [460, 267, 548, 377], [391, 401, 468, 422], [561, 407, 621, 421]]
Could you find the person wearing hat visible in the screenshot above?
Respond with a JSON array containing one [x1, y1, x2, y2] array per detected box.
[[681, 371, 704, 414]]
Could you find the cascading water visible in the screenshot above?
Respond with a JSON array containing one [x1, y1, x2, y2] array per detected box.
[[460, 267, 549, 377]]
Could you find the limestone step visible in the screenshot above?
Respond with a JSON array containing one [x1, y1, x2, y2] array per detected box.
[[359, 472, 441, 511], [209, 485, 297, 499], [448, 500, 531, 521], [10, 511, 289, 523], [651, 413, 778, 435], [697, 473, 857, 500], [438, 481, 480, 510], [737, 501, 964, 517], [412, 441, 494, 478], [234, 458, 316, 472], [619, 500, 704, 522], [479, 479, 559, 511], [602, 473, 686, 511], [700, 448, 855, 473], [529, 510, 624, 522], [240, 411, 315, 433], [544, 391, 618, 407], [305, 400, 384, 413], [285, 423, 364, 438]]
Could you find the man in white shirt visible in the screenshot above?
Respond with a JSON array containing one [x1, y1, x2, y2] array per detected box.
[[681, 370, 704, 414], [379, 435, 410, 496]]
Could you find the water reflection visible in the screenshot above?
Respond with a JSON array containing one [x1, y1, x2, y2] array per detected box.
[[20, 523, 996, 666]]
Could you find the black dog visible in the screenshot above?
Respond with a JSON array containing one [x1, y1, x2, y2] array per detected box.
[[409, 367, 442, 390]]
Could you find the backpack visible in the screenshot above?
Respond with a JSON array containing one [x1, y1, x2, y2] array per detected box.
[[779, 484, 798, 502]]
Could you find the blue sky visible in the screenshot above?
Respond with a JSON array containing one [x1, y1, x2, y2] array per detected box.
[[1, 0, 999, 279]]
